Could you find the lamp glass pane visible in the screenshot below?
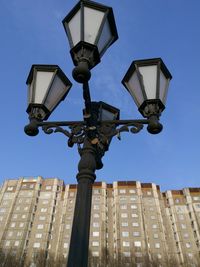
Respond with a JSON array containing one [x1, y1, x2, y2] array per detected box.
[[97, 18, 112, 54], [84, 7, 104, 44], [34, 71, 54, 104], [159, 70, 168, 104], [45, 75, 70, 112], [101, 109, 116, 121], [68, 9, 81, 46], [138, 65, 157, 100], [28, 81, 34, 104], [125, 71, 144, 107]]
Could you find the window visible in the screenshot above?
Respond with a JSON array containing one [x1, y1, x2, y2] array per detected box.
[[39, 216, 46, 221], [94, 196, 100, 202], [0, 216, 3, 221], [17, 231, 22, 237], [121, 213, 128, 218], [93, 189, 100, 195], [43, 193, 51, 198], [183, 233, 189, 238], [119, 197, 127, 201], [186, 242, 191, 248], [132, 213, 138, 218], [42, 200, 49, 205], [152, 224, 158, 229], [122, 231, 129, 237], [178, 214, 184, 220], [22, 214, 26, 219], [93, 222, 99, 228], [93, 213, 99, 218], [151, 215, 156, 220], [181, 224, 186, 229], [133, 232, 140, 237], [153, 233, 159, 239], [64, 243, 68, 248], [19, 223, 24, 227], [66, 224, 70, 229], [5, 241, 10, 247], [122, 241, 130, 247], [10, 222, 16, 228], [92, 251, 99, 257], [149, 207, 154, 211], [130, 197, 137, 201], [41, 208, 47, 213], [0, 208, 6, 213], [132, 222, 139, 227], [129, 189, 136, 194], [119, 189, 126, 194], [93, 232, 99, 237], [120, 205, 127, 210], [93, 205, 99, 210], [123, 252, 131, 257], [92, 241, 99, 246], [16, 206, 20, 211], [7, 187, 14, 191], [188, 253, 193, 258], [135, 252, 142, 257], [131, 205, 137, 209], [122, 222, 128, 227], [175, 198, 180, 204], [193, 196, 200, 201], [24, 206, 28, 211], [155, 243, 160, 248], [35, 233, 42, 239], [134, 241, 141, 247], [69, 192, 75, 197], [37, 224, 44, 230], [45, 186, 52, 190], [147, 191, 152, 196], [157, 254, 162, 259], [8, 231, 13, 237], [33, 243, 40, 248], [14, 241, 20, 247]]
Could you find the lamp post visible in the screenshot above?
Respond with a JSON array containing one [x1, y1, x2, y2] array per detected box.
[[24, 1, 172, 267]]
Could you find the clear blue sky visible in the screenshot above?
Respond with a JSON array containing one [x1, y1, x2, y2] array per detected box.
[[0, 0, 200, 191]]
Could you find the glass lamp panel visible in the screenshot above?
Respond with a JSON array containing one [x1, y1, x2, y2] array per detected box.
[[101, 109, 116, 121], [68, 9, 81, 46], [34, 71, 54, 104], [28, 81, 34, 104], [159, 70, 169, 104], [97, 18, 112, 55], [125, 71, 144, 107], [44, 75, 70, 112], [84, 7, 104, 45], [138, 65, 157, 100]]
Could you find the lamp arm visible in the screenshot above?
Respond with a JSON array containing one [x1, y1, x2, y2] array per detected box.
[[24, 116, 163, 164]]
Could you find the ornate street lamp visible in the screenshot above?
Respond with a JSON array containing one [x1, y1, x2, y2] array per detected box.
[[24, 1, 172, 267], [122, 58, 172, 134], [62, 0, 118, 83]]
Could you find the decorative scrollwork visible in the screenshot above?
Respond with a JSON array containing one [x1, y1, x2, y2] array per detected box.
[[42, 123, 86, 147], [41, 120, 145, 149], [97, 121, 144, 140]]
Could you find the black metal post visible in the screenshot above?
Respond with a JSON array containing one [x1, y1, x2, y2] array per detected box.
[[66, 138, 97, 267]]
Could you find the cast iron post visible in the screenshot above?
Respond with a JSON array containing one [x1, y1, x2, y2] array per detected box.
[[66, 137, 97, 267]]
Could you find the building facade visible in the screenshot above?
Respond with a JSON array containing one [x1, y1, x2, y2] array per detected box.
[[0, 177, 200, 266]]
